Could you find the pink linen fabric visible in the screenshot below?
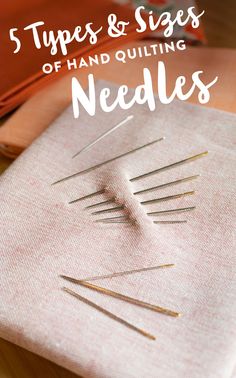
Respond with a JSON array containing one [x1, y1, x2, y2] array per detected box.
[[0, 81, 236, 378]]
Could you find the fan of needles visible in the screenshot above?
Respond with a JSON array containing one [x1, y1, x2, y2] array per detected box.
[[51, 114, 208, 339]]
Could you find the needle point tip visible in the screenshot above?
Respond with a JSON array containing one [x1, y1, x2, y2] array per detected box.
[[149, 335, 156, 341]]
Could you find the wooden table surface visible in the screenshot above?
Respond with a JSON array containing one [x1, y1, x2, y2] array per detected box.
[[0, 1, 236, 377]]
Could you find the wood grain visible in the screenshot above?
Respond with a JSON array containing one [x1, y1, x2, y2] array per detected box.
[[0, 1, 236, 377], [0, 155, 11, 174], [0, 338, 79, 378]]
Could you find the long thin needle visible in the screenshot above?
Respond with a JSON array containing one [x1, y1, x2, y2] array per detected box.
[[99, 220, 133, 225], [62, 280, 180, 318], [60, 264, 174, 282], [72, 115, 134, 158], [140, 191, 195, 206], [69, 189, 105, 204], [95, 216, 129, 223], [133, 175, 199, 195], [154, 220, 187, 224], [52, 137, 164, 185], [85, 198, 116, 210], [147, 206, 196, 216], [62, 287, 156, 340], [130, 151, 208, 182], [91, 205, 125, 216]]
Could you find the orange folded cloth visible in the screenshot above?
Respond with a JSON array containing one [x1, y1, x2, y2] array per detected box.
[[0, 43, 236, 158], [0, 0, 147, 117]]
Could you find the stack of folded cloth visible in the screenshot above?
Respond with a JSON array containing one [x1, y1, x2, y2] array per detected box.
[[0, 81, 236, 377], [0, 0, 149, 118], [0, 0, 208, 159], [0, 0, 204, 121]]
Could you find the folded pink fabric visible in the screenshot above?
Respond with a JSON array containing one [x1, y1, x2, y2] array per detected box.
[[0, 81, 236, 378]]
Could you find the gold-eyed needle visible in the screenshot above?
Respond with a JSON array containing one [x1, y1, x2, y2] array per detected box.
[[85, 198, 116, 210], [61, 280, 181, 318], [130, 151, 208, 182], [62, 287, 156, 340], [52, 137, 164, 185], [69, 189, 106, 204], [72, 115, 134, 158], [133, 175, 200, 195], [140, 191, 195, 206], [147, 206, 196, 216], [60, 264, 174, 282], [91, 205, 125, 216]]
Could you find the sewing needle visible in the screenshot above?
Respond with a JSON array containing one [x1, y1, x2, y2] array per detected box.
[[91, 205, 125, 216], [62, 280, 181, 318], [147, 206, 196, 216], [130, 151, 208, 182], [60, 264, 174, 282], [133, 175, 199, 195], [69, 189, 106, 204], [52, 137, 164, 185], [99, 220, 134, 225], [72, 115, 134, 158], [94, 215, 129, 223], [62, 287, 156, 340], [85, 198, 116, 210], [154, 220, 187, 224], [140, 191, 195, 205]]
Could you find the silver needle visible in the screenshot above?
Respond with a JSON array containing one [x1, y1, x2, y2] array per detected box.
[[72, 115, 134, 158], [95, 216, 129, 223], [69, 189, 106, 204], [99, 220, 134, 225], [52, 137, 164, 185], [140, 191, 195, 206], [154, 220, 187, 224], [147, 206, 196, 216], [133, 175, 199, 195], [91, 205, 125, 216], [85, 198, 116, 210], [130, 151, 208, 182]]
